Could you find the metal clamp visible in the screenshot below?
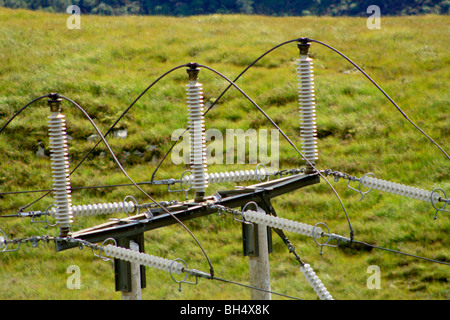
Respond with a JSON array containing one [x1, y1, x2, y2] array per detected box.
[[347, 172, 375, 201], [168, 170, 192, 200], [169, 258, 197, 292], [93, 237, 117, 265], [311, 222, 351, 255], [123, 195, 139, 216], [31, 204, 58, 229], [431, 188, 449, 220], [0, 228, 21, 253]]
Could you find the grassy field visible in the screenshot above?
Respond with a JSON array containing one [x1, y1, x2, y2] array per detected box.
[[0, 8, 448, 300]]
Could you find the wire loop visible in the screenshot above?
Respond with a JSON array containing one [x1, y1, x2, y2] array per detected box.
[[239, 202, 259, 225], [0, 229, 20, 253], [255, 163, 269, 183], [169, 258, 197, 292], [93, 237, 117, 265], [347, 172, 376, 201], [123, 195, 139, 216], [431, 188, 449, 220], [168, 170, 192, 200], [31, 204, 57, 228], [312, 222, 334, 255]]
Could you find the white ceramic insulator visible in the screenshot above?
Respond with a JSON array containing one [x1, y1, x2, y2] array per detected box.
[[300, 263, 333, 300], [182, 169, 267, 185], [186, 79, 208, 192], [361, 176, 439, 203], [297, 55, 318, 164], [102, 244, 184, 274], [49, 201, 136, 217], [48, 111, 73, 230], [243, 210, 323, 239]]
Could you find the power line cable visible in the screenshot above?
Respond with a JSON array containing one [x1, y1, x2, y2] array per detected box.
[[0, 93, 214, 277], [0, 94, 50, 133], [351, 239, 450, 266], [10, 64, 189, 213], [211, 275, 302, 300], [196, 63, 355, 240], [58, 94, 215, 277], [150, 39, 300, 184], [308, 38, 449, 161]]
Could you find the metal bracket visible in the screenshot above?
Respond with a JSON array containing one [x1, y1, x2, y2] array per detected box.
[[114, 233, 146, 293], [242, 202, 273, 257]]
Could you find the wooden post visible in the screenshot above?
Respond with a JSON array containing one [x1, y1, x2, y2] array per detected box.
[[248, 208, 271, 300], [121, 240, 142, 300]]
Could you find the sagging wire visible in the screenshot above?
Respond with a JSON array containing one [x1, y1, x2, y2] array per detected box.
[[8, 64, 189, 214], [0, 229, 302, 300], [307, 38, 449, 161], [57, 94, 215, 278], [150, 38, 301, 185], [0, 92, 215, 278], [0, 94, 50, 133], [196, 63, 355, 241]]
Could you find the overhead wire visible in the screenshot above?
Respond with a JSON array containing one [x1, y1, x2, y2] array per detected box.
[[150, 39, 300, 184], [0, 93, 215, 277], [0, 94, 50, 133], [308, 38, 449, 161], [57, 94, 215, 277], [0, 180, 156, 196], [11, 64, 189, 213], [196, 63, 355, 240], [1, 38, 447, 294], [351, 239, 450, 266]]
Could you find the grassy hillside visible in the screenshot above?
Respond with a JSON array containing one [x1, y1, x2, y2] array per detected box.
[[0, 8, 448, 300]]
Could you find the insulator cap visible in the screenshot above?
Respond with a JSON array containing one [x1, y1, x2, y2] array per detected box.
[[298, 42, 311, 55], [47, 93, 62, 112]]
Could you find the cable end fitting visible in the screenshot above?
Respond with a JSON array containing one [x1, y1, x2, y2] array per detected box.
[[47, 93, 62, 112], [187, 62, 200, 81], [298, 39, 311, 56]]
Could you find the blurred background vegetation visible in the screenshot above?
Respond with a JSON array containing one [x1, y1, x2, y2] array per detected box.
[[1, 0, 449, 16]]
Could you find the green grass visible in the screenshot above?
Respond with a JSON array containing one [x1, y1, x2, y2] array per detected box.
[[0, 8, 449, 300]]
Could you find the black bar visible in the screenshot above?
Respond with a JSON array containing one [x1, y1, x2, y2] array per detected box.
[[56, 173, 320, 252]]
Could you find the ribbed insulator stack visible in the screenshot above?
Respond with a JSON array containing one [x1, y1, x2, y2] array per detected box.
[[49, 201, 136, 217], [297, 43, 318, 171], [243, 210, 323, 239], [186, 67, 208, 201], [102, 244, 184, 274], [300, 263, 333, 300], [182, 169, 267, 185], [361, 176, 440, 203], [48, 109, 73, 236]]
